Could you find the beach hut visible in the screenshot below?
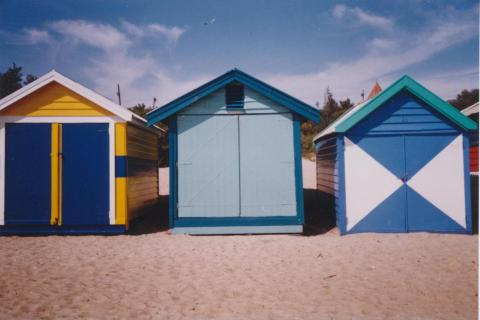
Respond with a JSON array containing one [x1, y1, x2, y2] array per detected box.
[[147, 69, 319, 234], [313, 75, 478, 235], [462, 102, 479, 231], [462, 102, 479, 175], [0, 70, 161, 235]]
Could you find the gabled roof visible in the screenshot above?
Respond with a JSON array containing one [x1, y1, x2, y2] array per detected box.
[[462, 102, 479, 117], [147, 68, 320, 126], [313, 75, 478, 142], [0, 70, 140, 122], [367, 81, 382, 100]]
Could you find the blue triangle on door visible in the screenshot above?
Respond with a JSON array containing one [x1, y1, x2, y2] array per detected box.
[[347, 135, 405, 179], [406, 186, 465, 232], [349, 186, 406, 233], [404, 134, 457, 177]]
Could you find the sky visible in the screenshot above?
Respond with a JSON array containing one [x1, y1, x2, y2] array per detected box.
[[0, 0, 478, 108]]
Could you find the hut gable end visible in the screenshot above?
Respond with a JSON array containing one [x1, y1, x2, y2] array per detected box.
[[349, 90, 459, 136], [179, 86, 290, 115], [0, 82, 114, 117]]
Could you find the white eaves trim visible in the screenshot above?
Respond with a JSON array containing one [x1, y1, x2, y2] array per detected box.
[[461, 102, 479, 117], [0, 70, 135, 122], [313, 99, 368, 142]]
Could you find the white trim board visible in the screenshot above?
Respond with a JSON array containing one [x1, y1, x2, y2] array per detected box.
[[108, 123, 116, 225], [0, 70, 134, 122]]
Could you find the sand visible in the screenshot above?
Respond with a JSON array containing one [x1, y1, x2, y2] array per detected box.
[[0, 159, 477, 320], [0, 231, 477, 319]]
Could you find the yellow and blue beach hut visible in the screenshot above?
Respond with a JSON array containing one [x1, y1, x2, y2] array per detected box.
[[0, 70, 160, 235]]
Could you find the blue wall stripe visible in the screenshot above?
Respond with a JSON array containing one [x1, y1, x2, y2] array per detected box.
[[464, 133, 473, 234], [336, 135, 347, 235], [174, 216, 302, 228], [115, 156, 128, 177], [293, 115, 305, 224], [0, 225, 125, 235], [169, 116, 178, 228]]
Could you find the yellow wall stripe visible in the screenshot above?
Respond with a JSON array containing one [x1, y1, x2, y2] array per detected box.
[[50, 123, 62, 225], [58, 124, 63, 226], [115, 123, 128, 225], [115, 123, 127, 156], [115, 177, 128, 225]]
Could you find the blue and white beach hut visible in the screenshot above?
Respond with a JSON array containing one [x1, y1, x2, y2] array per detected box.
[[313, 75, 477, 234]]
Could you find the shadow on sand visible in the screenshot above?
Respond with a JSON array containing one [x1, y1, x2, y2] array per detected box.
[[302, 189, 336, 236], [129, 189, 337, 236], [128, 195, 169, 235]]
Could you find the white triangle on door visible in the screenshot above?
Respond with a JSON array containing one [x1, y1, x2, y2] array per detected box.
[[407, 135, 466, 228], [344, 137, 403, 231]]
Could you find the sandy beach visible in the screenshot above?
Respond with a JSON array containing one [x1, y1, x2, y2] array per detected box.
[[0, 159, 477, 320]]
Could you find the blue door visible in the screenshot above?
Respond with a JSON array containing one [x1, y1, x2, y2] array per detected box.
[[62, 123, 109, 225], [5, 123, 51, 225]]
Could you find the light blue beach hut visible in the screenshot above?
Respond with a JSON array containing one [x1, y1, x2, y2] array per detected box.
[[147, 69, 319, 234]]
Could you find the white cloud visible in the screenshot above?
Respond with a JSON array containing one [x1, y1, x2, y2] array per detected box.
[[332, 4, 394, 29], [121, 19, 145, 38], [266, 9, 478, 104], [370, 38, 395, 49], [47, 20, 131, 51], [332, 4, 347, 19], [418, 68, 479, 99], [24, 28, 53, 44], [19, 19, 195, 106], [148, 24, 186, 45]]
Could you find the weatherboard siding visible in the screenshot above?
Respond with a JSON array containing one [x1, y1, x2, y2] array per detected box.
[[116, 123, 158, 224], [315, 135, 339, 195], [315, 134, 340, 223], [348, 90, 459, 136], [0, 82, 114, 117], [179, 87, 289, 115], [126, 124, 159, 222]]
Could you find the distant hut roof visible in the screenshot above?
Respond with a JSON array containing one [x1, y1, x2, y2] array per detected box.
[[367, 81, 382, 100]]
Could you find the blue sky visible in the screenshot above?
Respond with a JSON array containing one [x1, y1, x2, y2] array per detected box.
[[0, 0, 478, 107]]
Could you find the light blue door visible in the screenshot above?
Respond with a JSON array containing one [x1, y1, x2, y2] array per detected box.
[[177, 115, 240, 217], [239, 114, 296, 216]]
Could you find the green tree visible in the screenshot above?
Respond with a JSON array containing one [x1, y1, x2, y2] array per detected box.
[[448, 89, 479, 110], [0, 63, 38, 98], [0, 63, 23, 98], [301, 89, 353, 159], [128, 103, 155, 117], [23, 74, 38, 85]]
